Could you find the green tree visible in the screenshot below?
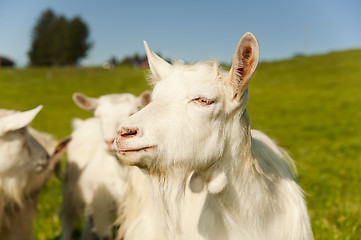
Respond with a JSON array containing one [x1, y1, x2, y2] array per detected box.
[[28, 9, 92, 66], [28, 9, 56, 65], [64, 17, 91, 65]]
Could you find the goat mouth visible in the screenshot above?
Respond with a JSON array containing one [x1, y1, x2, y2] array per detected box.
[[116, 146, 156, 155]]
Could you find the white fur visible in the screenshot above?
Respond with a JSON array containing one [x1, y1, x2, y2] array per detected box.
[[115, 166, 162, 240], [0, 106, 68, 240], [60, 91, 151, 240], [115, 33, 314, 239]]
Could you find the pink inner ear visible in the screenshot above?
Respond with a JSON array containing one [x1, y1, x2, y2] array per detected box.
[[142, 93, 151, 106], [243, 46, 252, 58], [77, 96, 96, 111], [236, 67, 245, 77], [77, 96, 89, 107], [52, 136, 72, 158], [237, 45, 254, 79]]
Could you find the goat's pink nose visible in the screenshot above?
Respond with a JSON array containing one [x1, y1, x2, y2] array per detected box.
[[118, 128, 138, 138]]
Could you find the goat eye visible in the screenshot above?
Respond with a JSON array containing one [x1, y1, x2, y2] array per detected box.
[[190, 97, 215, 106]]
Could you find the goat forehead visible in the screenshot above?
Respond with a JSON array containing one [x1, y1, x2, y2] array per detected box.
[[99, 94, 136, 105], [153, 69, 221, 99], [1, 129, 35, 153], [96, 98, 136, 114], [1, 131, 24, 142]]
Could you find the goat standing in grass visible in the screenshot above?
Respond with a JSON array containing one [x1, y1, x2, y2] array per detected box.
[[0, 106, 69, 240], [60, 92, 151, 240], [115, 33, 313, 240]]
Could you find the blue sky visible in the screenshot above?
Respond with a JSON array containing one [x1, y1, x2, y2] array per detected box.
[[1, 0, 361, 67]]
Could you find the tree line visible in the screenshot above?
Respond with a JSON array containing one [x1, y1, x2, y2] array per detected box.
[[28, 9, 91, 66], [28, 9, 167, 68]]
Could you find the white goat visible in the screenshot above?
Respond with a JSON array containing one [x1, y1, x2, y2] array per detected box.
[[61, 91, 151, 240], [0, 106, 69, 240], [115, 33, 314, 240]]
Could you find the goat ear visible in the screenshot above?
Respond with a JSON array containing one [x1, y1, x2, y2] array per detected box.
[[0, 105, 43, 135], [51, 136, 72, 159], [49, 136, 72, 178], [138, 90, 152, 108], [144, 41, 172, 81], [229, 32, 259, 99], [73, 92, 98, 112]]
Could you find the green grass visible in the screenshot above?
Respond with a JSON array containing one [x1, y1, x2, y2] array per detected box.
[[1, 49, 361, 239], [248, 50, 361, 239]]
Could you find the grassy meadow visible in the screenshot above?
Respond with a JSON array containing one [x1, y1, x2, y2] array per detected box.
[[1, 49, 361, 239]]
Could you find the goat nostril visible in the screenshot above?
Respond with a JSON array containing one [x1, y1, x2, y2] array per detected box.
[[119, 128, 138, 138]]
